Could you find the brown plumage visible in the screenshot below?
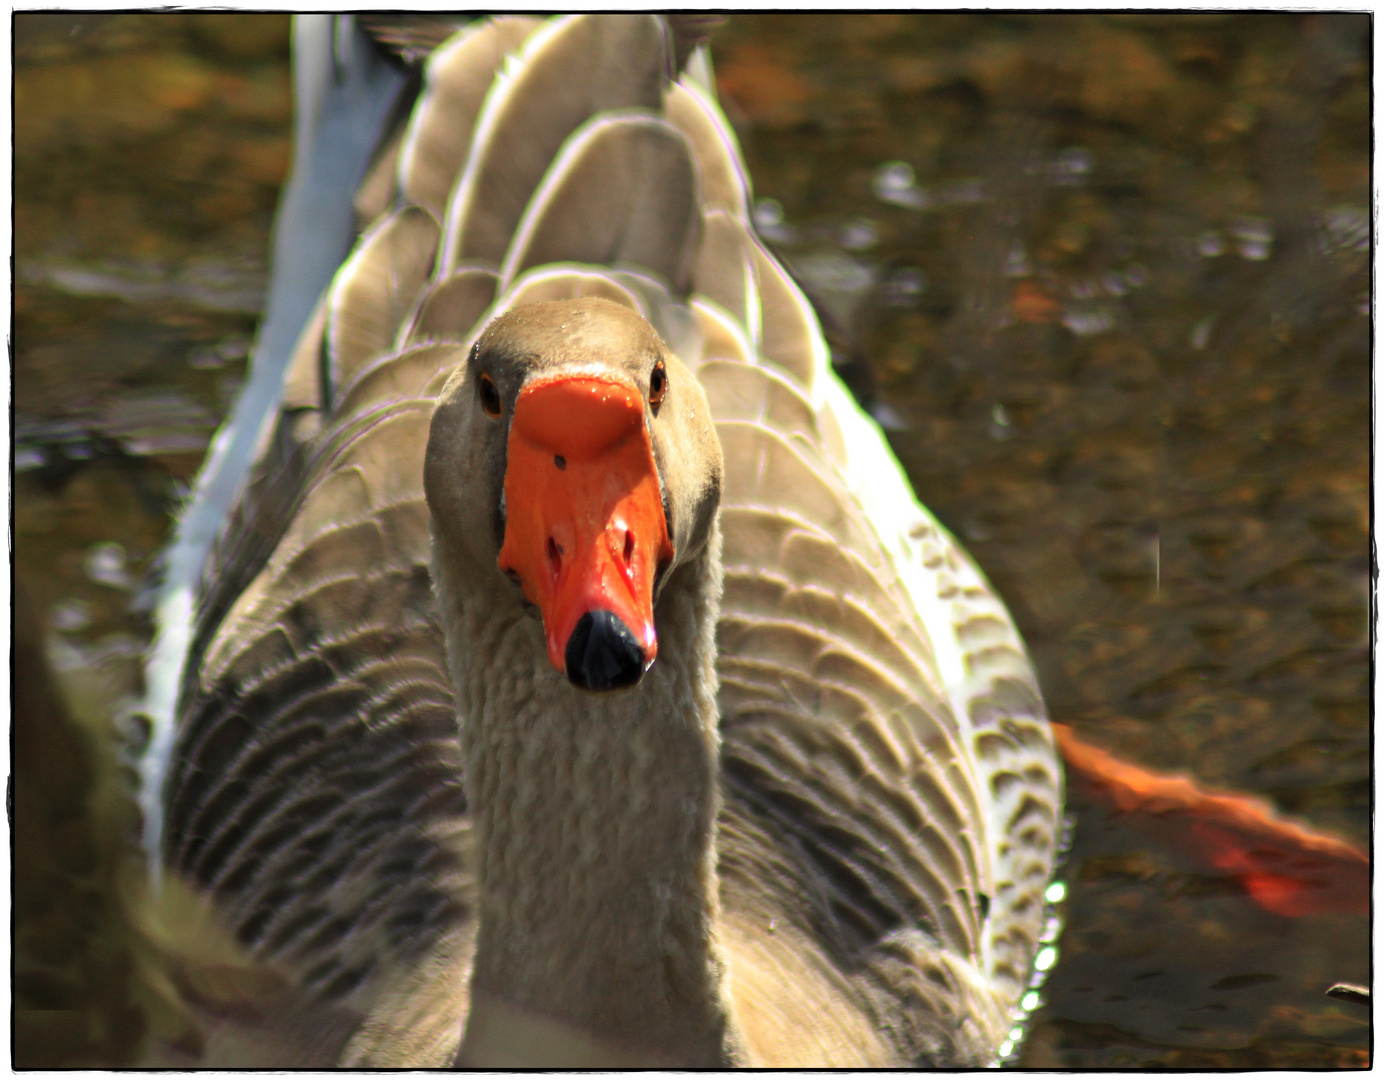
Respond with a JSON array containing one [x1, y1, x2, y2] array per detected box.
[[156, 14, 1061, 1066]]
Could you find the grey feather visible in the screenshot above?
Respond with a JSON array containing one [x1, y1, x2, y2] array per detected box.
[[327, 206, 440, 393], [664, 80, 750, 221], [398, 18, 544, 220], [441, 14, 667, 272], [499, 113, 699, 295]]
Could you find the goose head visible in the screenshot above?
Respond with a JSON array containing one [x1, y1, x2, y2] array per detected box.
[[425, 296, 723, 694]]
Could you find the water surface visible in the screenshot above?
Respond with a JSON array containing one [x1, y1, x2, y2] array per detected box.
[[13, 13, 1369, 1067]]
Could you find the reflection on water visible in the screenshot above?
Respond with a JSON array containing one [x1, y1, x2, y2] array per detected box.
[[13, 13, 1369, 1068]]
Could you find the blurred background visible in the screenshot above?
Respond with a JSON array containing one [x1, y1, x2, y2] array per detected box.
[[13, 12, 1369, 1068]]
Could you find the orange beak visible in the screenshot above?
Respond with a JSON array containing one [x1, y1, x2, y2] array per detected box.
[[497, 375, 674, 691]]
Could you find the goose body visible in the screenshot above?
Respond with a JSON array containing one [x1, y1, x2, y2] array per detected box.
[[156, 15, 1062, 1067]]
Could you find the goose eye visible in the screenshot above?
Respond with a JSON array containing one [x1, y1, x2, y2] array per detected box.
[[649, 361, 667, 409], [478, 373, 502, 417]]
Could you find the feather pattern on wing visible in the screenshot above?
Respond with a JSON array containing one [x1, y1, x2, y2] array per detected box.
[[440, 14, 666, 272]]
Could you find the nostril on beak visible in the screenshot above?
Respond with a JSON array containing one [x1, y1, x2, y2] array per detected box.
[[547, 537, 562, 574], [622, 529, 635, 566]]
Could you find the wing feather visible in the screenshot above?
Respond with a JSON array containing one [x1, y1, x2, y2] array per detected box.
[[664, 79, 751, 221], [499, 113, 698, 294], [441, 14, 668, 272], [401, 268, 498, 348], [327, 207, 441, 396], [398, 17, 545, 220], [693, 210, 760, 349], [336, 343, 470, 424]]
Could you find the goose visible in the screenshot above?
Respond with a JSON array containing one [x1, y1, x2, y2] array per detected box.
[[147, 14, 1062, 1067]]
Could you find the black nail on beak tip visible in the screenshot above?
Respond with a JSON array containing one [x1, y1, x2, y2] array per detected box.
[[564, 610, 646, 691]]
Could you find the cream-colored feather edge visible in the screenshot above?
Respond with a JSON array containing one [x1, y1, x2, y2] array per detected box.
[[664, 79, 751, 222]]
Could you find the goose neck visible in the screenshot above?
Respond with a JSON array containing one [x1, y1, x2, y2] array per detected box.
[[441, 540, 737, 1065]]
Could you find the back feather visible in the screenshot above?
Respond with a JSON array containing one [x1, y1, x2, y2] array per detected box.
[[441, 15, 666, 271], [397, 18, 544, 220]]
